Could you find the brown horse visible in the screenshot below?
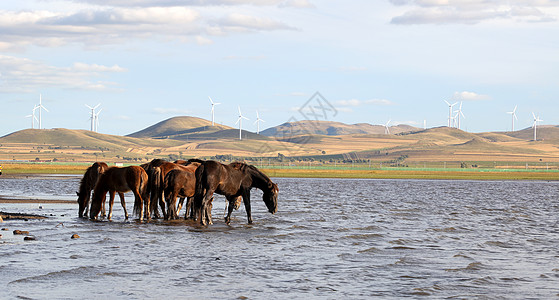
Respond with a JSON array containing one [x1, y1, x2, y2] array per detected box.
[[194, 160, 278, 225], [76, 162, 126, 218], [90, 166, 149, 220], [164, 169, 211, 220], [147, 160, 204, 219], [140, 159, 168, 218], [165, 159, 241, 220]]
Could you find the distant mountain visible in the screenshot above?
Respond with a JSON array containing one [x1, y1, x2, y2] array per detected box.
[[127, 116, 232, 139], [505, 125, 559, 141], [261, 120, 420, 137], [0, 128, 183, 149]]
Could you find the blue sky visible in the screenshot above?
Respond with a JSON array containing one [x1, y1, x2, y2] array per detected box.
[[1, 0, 558, 137]]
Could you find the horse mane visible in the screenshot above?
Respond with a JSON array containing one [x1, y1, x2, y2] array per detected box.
[[78, 162, 106, 194], [230, 161, 273, 187]]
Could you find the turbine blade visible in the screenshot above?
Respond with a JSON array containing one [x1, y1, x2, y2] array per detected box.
[[209, 96, 214, 104], [85, 104, 93, 109]]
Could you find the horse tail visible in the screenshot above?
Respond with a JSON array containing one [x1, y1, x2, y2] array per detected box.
[[194, 163, 205, 209], [149, 167, 162, 216], [133, 168, 145, 217]]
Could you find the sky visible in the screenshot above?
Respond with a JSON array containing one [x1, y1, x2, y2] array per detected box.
[[1, 0, 558, 137]]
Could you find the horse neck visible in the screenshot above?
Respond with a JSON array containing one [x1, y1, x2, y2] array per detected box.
[[247, 167, 272, 191]]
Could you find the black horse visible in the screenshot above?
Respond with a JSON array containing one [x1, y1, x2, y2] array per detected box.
[[194, 160, 278, 225]]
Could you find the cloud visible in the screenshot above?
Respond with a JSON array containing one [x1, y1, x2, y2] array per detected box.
[[70, 0, 313, 8], [279, 0, 315, 8], [389, 0, 559, 25], [0, 5, 297, 51], [450, 91, 490, 101], [214, 13, 296, 32], [336, 99, 395, 106], [0, 55, 126, 92]]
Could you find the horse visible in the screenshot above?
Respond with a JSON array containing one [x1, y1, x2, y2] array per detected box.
[[76, 162, 126, 218], [145, 161, 203, 219], [164, 169, 215, 221], [89, 166, 149, 220], [166, 159, 241, 220], [140, 158, 168, 218], [194, 160, 278, 225]]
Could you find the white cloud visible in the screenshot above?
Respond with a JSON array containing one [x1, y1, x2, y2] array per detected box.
[[389, 0, 559, 24], [215, 13, 296, 32], [450, 91, 490, 101], [0, 55, 126, 92], [0, 5, 296, 51], [279, 0, 315, 8]]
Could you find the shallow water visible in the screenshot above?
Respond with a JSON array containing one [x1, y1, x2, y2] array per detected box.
[[1, 177, 559, 299]]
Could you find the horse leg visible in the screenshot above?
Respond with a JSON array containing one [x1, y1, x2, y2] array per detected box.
[[165, 191, 176, 220], [118, 192, 128, 219], [136, 189, 145, 221], [184, 197, 194, 220], [108, 191, 115, 220], [225, 196, 238, 225], [83, 192, 90, 217], [176, 197, 186, 219], [199, 190, 214, 225], [242, 190, 253, 224]]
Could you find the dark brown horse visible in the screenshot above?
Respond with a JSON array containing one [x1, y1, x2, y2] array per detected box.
[[140, 158, 168, 218], [194, 160, 278, 225], [164, 169, 211, 220], [165, 159, 241, 220], [76, 162, 124, 218], [90, 166, 149, 220], [162, 160, 205, 219]]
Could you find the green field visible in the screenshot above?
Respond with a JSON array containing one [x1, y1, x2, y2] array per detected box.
[[2, 162, 558, 181]]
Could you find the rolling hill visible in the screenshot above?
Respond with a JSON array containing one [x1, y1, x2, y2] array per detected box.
[[2, 116, 559, 165], [127, 116, 232, 138], [261, 120, 420, 137]]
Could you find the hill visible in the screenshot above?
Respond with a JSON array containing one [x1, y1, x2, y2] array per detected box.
[[261, 120, 419, 137], [127, 116, 232, 139]]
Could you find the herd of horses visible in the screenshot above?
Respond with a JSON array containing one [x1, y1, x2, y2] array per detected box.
[[76, 159, 279, 225]]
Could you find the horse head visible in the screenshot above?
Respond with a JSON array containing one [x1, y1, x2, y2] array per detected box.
[[263, 182, 278, 214]]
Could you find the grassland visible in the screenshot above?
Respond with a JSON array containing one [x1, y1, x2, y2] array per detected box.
[[2, 162, 559, 181]]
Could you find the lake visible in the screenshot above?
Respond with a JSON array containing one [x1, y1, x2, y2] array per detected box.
[[1, 176, 559, 299]]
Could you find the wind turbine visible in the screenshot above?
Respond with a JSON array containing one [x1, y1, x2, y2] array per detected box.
[[37, 94, 49, 129], [236, 106, 249, 140], [209, 96, 221, 126], [532, 112, 543, 141], [454, 102, 465, 130], [384, 119, 391, 135], [444, 100, 458, 128], [254, 110, 265, 134], [85, 103, 101, 132], [25, 105, 39, 129], [94, 108, 102, 132], [507, 105, 518, 132]]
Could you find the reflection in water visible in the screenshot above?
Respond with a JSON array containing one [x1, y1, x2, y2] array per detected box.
[[1, 177, 559, 298]]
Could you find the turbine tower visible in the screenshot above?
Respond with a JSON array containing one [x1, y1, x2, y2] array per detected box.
[[37, 94, 49, 129], [532, 112, 543, 141], [507, 105, 518, 132], [236, 106, 249, 140], [444, 100, 458, 128], [254, 110, 265, 134], [209, 96, 221, 126], [25, 105, 39, 129], [85, 103, 101, 132], [384, 119, 391, 135], [94, 108, 102, 132], [454, 102, 465, 130]]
